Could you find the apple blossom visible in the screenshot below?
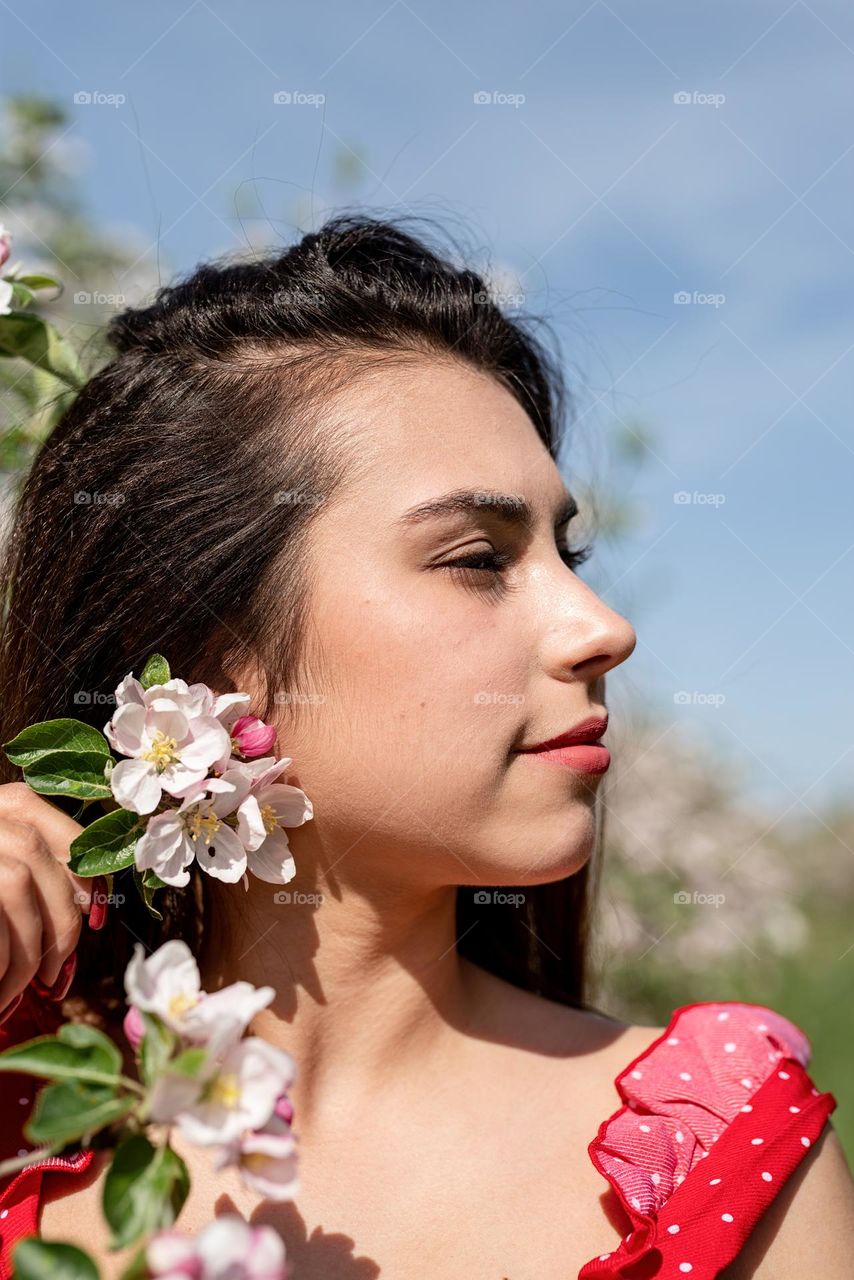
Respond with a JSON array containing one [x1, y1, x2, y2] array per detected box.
[[0, 224, 10, 268], [213, 1110, 299, 1202], [0, 279, 13, 317], [146, 1215, 287, 1280], [107, 703, 231, 815], [230, 714, 278, 758], [124, 940, 203, 1033], [235, 757, 313, 884], [151, 1036, 295, 1147], [124, 940, 275, 1056], [134, 775, 250, 886]]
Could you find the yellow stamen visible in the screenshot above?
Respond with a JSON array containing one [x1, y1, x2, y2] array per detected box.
[[140, 729, 180, 772], [186, 810, 221, 844], [260, 802, 279, 836], [168, 992, 197, 1020], [208, 1073, 241, 1109]]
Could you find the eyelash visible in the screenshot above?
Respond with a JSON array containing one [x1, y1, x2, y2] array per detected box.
[[443, 540, 593, 579]]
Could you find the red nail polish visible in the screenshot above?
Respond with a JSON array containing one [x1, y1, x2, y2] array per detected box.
[[0, 992, 23, 1025], [47, 951, 77, 1001], [88, 876, 109, 931]]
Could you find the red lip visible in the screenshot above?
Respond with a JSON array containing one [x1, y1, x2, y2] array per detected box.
[[517, 714, 609, 753]]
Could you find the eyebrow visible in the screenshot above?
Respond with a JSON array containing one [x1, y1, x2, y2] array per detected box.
[[397, 487, 579, 531]]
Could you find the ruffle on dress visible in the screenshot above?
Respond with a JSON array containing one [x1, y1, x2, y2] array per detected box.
[[578, 1001, 837, 1278]]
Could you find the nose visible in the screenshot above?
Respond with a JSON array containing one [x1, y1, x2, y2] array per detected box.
[[544, 581, 637, 684]]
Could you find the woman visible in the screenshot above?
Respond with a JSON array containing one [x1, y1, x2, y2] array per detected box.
[[0, 215, 851, 1278]]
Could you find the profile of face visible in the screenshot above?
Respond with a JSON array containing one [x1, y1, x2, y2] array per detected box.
[[274, 357, 637, 893]]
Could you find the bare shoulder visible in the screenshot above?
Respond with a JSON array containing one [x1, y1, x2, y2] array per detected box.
[[460, 958, 666, 1096], [719, 1119, 854, 1279]]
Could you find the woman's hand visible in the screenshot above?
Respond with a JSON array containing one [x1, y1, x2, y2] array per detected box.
[[0, 781, 98, 1021]]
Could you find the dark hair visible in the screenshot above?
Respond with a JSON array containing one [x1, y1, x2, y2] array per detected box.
[[0, 212, 603, 1023]]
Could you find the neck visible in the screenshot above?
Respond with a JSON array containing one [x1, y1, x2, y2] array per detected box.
[[198, 867, 478, 1128]]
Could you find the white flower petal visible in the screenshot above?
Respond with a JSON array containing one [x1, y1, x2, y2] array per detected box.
[[179, 715, 232, 771], [260, 782, 313, 827], [135, 812, 194, 887], [110, 756, 162, 814], [247, 827, 297, 885], [193, 821, 247, 883], [109, 702, 147, 756]]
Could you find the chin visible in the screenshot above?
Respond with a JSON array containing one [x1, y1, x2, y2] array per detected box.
[[455, 806, 599, 888]]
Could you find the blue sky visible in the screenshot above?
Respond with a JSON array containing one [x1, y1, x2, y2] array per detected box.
[[2, 0, 853, 810]]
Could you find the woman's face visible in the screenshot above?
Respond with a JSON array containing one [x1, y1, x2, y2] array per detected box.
[[282, 357, 637, 890]]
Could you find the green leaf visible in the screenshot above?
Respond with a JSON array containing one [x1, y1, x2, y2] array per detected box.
[[0, 313, 85, 388], [0, 1025, 122, 1084], [3, 718, 111, 768], [23, 751, 113, 800], [14, 273, 63, 293], [137, 1011, 175, 1088], [138, 653, 170, 690], [56, 1022, 123, 1075], [69, 808, 141, 877], [102, 1135, 190, 1251], [12, 1239, 101, 1280], [9, 282, 35, 308], [168, 1046, 208, 1078], [132, 867, 165, 921], [25, 1079, 135, 1146], [117, 1245, 149, 1280]]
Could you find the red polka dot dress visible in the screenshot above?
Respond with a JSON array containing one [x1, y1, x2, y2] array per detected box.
[[578, 1001, 837, 1277], [0, 993, 838, 1279]]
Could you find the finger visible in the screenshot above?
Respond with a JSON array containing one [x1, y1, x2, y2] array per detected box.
[[0, 856, 43, 1010], [0, 783, 95, 910], [0, 815, 82, 986]]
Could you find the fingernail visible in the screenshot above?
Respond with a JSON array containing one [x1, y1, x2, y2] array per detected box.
[[0, 993, 23, 1025], [47, 951, 77, 1001], [88, 876, 109, 931]]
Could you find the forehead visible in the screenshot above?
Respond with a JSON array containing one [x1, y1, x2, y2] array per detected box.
[[327, 356, 562, 513]]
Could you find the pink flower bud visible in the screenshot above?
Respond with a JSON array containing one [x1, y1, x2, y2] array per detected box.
[[0, 227, 10, 270], [123, 1004, 145, 1051], [231, 715, 277, 758], [274, 1093, 294, 1125]]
